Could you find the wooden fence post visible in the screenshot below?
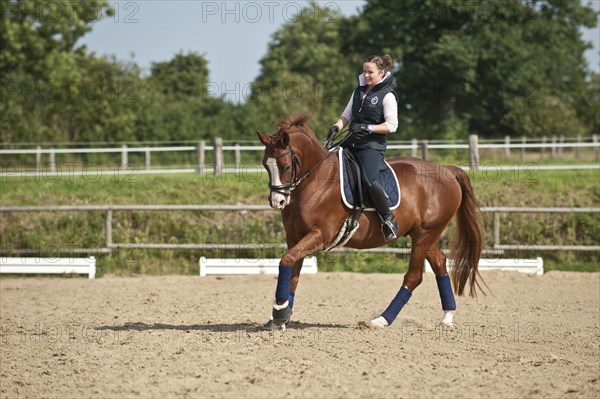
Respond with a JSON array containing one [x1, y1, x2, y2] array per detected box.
[[145, 147, 151, 170], [213, 137, 223, 175], [50, 148, 56, 173], [421, 140, 428, 161], [576, 136, 581, 160], [234, 143, 241, 168], [36, 146, 41, 172], [411, 138, 418, 157], [551, 135, 557, 158], [593, 134, 599, 161], [121, 145, 128, 169], [520, 136, 526, 162], [541, 136, 547, 159], [558, 135, 564, 159], [197, 141, 205, 175], [504, 135, 510, 159], [468, 134, 479, 171]]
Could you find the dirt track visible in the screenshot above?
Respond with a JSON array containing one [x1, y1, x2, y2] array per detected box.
[[1, 271, 599, 398]]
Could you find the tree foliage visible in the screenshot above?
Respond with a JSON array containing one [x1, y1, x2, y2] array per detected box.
[[1, 0, 598, 146]]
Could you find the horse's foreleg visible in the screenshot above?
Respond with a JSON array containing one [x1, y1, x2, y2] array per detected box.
[[288, 258, 305, 310], [272, 230, 325, 327], [371, 241, 427, 328], [426, 244, 456, 327]]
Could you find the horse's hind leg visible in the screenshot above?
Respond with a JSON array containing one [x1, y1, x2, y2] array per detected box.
[[426, 243, 457, 327], [370, 238, 429, 328]]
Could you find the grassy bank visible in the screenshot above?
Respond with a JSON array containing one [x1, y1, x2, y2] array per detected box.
[[0, 167, 598, 275]]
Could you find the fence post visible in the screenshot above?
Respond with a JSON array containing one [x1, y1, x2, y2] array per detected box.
[[36, 146, 42, 172], [105, 210, 113, 248], [493, 212, 500, 248], [541, 136, 547, 159], [121, 145, 128, 169], [576, 135, 581, 160], [411, 138, 418, 157], [145, 147, 151, 170], [421, 140, 428, 161], [468, 134, 479, 171], [520, 136, 526, 162], [594, 134, 599, 161], [213, 137, 223, 175], [234, 143, 241, 169], [504, 135, 510, 159], [50, 148, 56, 173], [558, 135, 564, 159], [551, 135, 557, 158], [197, 141, 206, 175]]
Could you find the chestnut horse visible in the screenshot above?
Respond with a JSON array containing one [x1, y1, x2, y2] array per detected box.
[[257, 114, 483, 329]]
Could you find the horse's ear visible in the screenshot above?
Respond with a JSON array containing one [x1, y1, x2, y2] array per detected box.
[[256, 131, 270, 146], [278, 131, 290, 148]]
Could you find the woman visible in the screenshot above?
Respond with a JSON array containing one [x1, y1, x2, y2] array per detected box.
[[327, 54, 399, 241]]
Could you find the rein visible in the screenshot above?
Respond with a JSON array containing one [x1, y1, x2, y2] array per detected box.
[[268, 129, 352, 197]]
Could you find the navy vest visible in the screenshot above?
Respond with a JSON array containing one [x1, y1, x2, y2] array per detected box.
[[346, 74, 397, 151]]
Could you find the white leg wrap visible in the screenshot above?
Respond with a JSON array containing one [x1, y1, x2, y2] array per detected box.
[[370, 316, 389, 328], [272, 299, 289, 310], [439, 310, 455, 327]]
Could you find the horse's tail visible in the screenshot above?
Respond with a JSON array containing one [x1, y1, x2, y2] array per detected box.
[[448, 166, 486, 297]]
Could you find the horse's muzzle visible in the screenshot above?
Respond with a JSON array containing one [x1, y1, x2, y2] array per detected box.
[[270, 192, 290, 209]]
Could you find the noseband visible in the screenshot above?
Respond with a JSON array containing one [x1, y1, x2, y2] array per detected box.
[[267, 140, 338, 198], [267, 145, 300, 197]]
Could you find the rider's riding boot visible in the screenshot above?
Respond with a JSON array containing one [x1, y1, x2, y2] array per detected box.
[[368, 181, 398, 241]]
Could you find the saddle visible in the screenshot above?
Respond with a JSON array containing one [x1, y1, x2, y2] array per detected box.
[[325, 148, 401, 251], [337, 148, 401, 212]]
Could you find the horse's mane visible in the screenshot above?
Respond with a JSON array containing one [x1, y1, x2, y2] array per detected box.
[[275, 113, 313, 132]]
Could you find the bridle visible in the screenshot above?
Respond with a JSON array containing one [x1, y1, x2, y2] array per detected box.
[[266, 128, 351, 198], [267, 145, 300, 197]]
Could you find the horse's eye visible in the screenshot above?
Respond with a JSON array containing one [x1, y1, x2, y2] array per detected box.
[[284, 165, 292, 172]]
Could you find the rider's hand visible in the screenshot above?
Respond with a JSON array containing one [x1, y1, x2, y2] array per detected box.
[[351, 123, 372, 139], [327, 125, 339, 141]]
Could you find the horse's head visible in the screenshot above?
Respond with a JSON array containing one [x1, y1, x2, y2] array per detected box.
[[257, 130, 297, 209], [256, 113, 321, 209]]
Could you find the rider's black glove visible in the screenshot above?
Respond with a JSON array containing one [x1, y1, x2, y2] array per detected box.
[[327, 125, 339, 141], [351, 123, 372, 139]]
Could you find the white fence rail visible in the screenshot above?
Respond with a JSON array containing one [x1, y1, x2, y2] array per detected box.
[[200, 256, 318, 276], [2, 135, 598, 177], [0, 257, 96, 279], [425, 257, 544, 275]]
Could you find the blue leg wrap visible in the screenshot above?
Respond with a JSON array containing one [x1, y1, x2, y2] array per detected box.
[[381, 286, 412, 325], [275, 265, 292, 303], [288, 292, 296, 309], [436, 274, 457, 311]]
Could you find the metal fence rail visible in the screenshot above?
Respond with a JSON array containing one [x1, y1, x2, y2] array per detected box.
[[1, 205, 598, 255]]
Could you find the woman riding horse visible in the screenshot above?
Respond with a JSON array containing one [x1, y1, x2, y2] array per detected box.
[[328, 54, 399, 241]]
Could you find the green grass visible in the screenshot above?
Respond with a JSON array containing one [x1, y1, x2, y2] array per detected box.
[[0, 168, 598, 276]]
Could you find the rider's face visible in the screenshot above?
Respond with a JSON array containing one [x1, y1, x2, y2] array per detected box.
[[363, 62, 385, 87]]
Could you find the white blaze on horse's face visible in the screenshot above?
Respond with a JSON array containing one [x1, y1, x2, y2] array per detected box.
[[266, 157, 290, 209]]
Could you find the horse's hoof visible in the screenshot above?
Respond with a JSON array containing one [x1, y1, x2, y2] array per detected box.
[[263, 319, 287, 331], [369, 316, 389, 328], [439, 310, 455, 327], [272, 300, 292, 327]]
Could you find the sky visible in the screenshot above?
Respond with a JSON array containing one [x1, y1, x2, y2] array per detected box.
[[81, 0, 600, 103]]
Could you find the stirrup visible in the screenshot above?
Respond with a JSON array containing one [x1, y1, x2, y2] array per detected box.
[[381, 215, 398, 241]]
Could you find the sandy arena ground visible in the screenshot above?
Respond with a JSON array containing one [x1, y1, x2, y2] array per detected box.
[[1, 270, 599, 398]]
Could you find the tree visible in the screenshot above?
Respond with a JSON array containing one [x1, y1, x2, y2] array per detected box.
[[342, 0, 598, 138], [248, 1, 355, 136]]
